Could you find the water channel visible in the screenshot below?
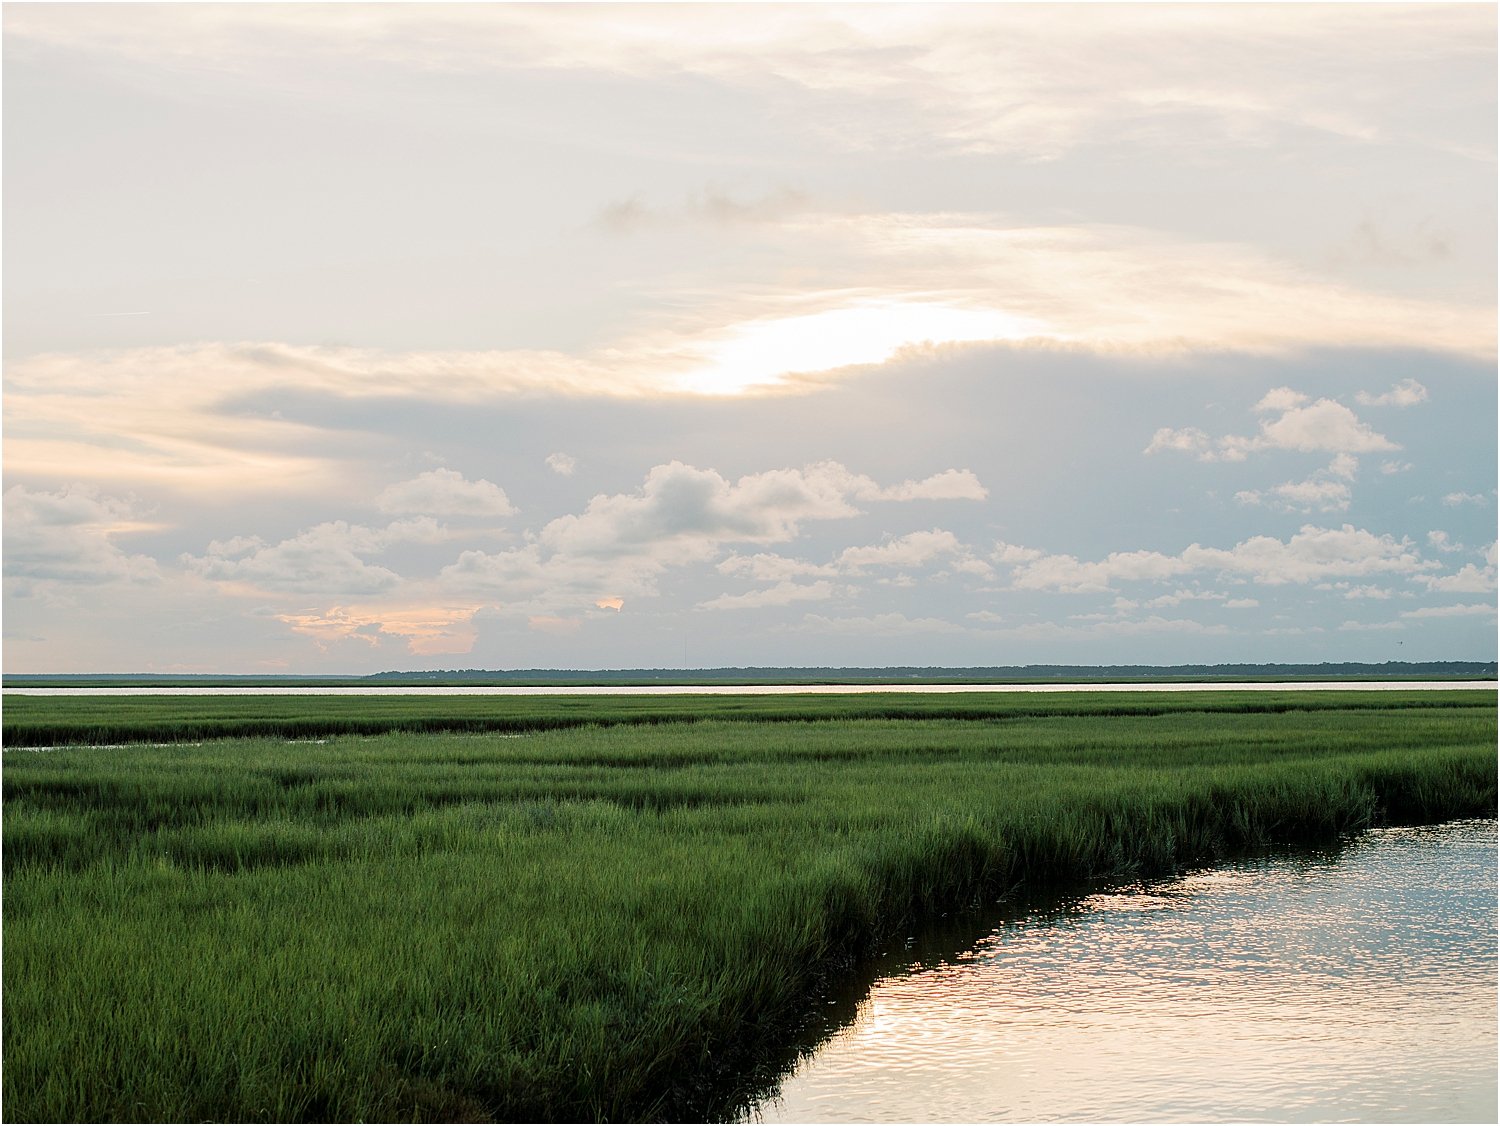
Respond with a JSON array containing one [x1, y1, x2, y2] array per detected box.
[[4, 681, 1494, 696], [747, 819, 1498, 1123]]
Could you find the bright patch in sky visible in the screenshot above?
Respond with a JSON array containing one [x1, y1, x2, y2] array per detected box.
[[674, 302, 1049, 395], [1, 3, 1493, 673]]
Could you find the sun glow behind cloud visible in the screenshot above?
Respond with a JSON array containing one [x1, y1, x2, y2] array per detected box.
[[3, 2, 1494, 674], [672, 300, 1050, 395]]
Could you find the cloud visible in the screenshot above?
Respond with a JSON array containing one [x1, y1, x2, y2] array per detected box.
[[546, 453, 578, 477], [538, 460, 980, 558], [181, 518, 445, 596], [1418, 564, 1497, 594], [375, 468, 516, 517], [1427, 531, 1465, 553], [697, 580, 837, 611], [538, 461, 860, 557], [1356, 379, 1429, 407], [701, 528, 991, 611], [992, 542, 1046, 565], [439, 460, 982, 615], [1236, 475, 1352, 514], [1342, 585, 1393, 600], [3, 484, 163, 587], [836, 529, 966, 572], [13, 3, 1488, 163], [1232, 399, 1396, 458], [1253, 387, 1311, 413], [868, 469, 988, 502], [1144, 427, 1212, 458], [1001, 524, 1437, 593], [1399, 603, 1497, 619], [1130, 589, 1238, 610], [717, 553, 834, 582], [1441, 491, 1488, 507], [6, 201, 1492, 494], [1009, 548, 1193, 594], [1092, 616, 1230, 637], [274, 602, 482, 655], [1149, 391, 1397, 477]]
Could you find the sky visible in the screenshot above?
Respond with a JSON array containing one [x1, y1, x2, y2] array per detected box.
[[3, 1, 1496, 675]]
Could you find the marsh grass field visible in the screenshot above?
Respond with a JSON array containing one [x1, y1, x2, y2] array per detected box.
[[3, 690, 1496, 1122]]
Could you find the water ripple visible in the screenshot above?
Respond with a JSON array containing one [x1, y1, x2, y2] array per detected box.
[[751, 820, 1498, 1123]]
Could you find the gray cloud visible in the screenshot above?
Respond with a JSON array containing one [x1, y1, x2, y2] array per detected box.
[[3, 484, 162, 587]]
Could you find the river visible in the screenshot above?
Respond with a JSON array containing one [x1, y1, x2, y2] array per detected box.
[[747, 819, 1498, 1123]]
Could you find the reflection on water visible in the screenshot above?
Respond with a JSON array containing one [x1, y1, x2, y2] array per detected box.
[[750, 820, 1498, 1124], [5, 680, 1496, 696]]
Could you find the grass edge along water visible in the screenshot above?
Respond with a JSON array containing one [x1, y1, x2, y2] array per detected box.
[[3, 690, 1496, 1121]]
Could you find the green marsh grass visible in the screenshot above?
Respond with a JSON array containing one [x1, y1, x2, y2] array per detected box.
[[3, 691, 1495, 1121]]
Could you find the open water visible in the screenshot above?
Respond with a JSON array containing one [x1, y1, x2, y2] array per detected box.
[[749, 819, 1498, 1123], [4, 680, 1494, 696]]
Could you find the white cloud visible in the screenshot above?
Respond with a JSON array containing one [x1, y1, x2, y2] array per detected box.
[[1327, 453, 1359, 480], [1009, 549, 1193, 594], [717, 553, 834, 582], [1243, 399, 1396, 456], [1380, 460, 1413, 475], [1253, 387, 1310, 413], [546, 453, 578, 477], [1399, 603, 1497, 619], [1139, 589, 1231, 609], [375, 468, 515, 518], [992, 542, 1046, 565], [1001, 524, 1436, 593], [1144, 427, 1213, 457], [1418, 564, 1497, 594], [1441, 491, 1488, 507], [836, 529, 965, 572], [868, 469, 988, 502], [3, 484, 162, 587], [1427, 530, 1465, 553], [1236, 477, 1352, 514], [1356, 379, 1429, 407], [1236, 449, 1363, 514], [1187, 525, 1433, 586], [698, 580, 837, 611], [1149, 393, 1396, 468]]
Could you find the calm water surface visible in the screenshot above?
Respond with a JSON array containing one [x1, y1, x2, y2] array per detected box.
[[5, 681, 1494, 696], [750, 820, 1498, 1124]]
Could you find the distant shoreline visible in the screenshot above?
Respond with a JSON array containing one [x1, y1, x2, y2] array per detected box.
[[3, 661, 1495, 689]]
